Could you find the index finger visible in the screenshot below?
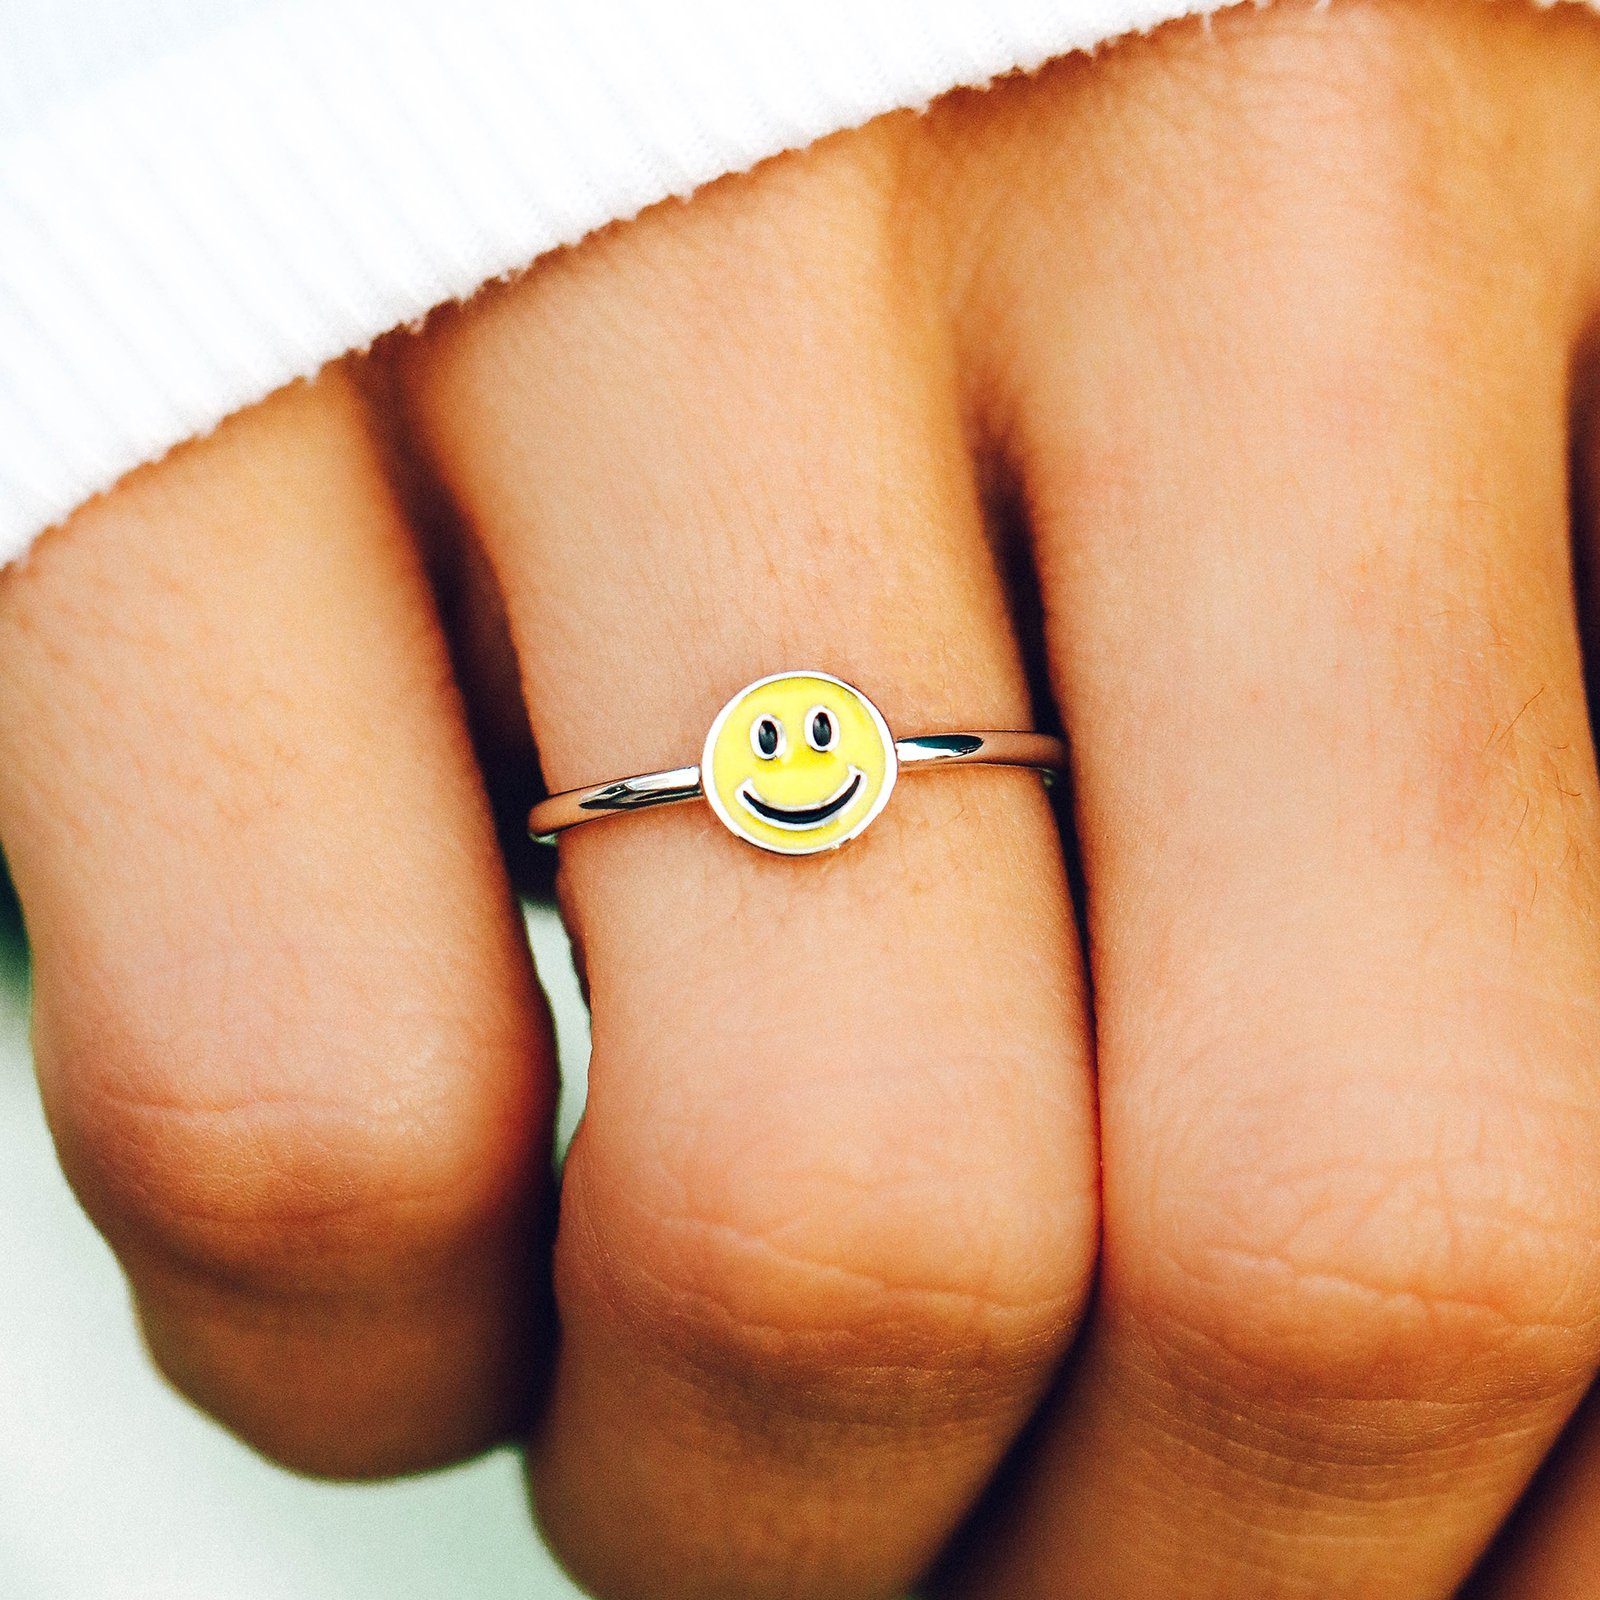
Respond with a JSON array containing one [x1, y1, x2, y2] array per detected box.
[[0, 369, 557, 1475]]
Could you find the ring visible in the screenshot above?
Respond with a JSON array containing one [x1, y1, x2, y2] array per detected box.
[[527, 670, 1067, 857]]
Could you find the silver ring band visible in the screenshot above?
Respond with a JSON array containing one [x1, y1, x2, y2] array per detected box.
[[529, 705, 1065, 849], [531, 665, 1068, 864]]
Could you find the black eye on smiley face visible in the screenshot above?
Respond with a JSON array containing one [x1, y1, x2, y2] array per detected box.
[[750, 713, 785, 760], [751, 707, 840, 760]]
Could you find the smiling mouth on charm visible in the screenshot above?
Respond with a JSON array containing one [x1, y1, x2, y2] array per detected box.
[[735, 767, 864, 830]]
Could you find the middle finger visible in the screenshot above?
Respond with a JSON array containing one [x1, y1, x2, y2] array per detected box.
[[406, 123, 1098, 1600]]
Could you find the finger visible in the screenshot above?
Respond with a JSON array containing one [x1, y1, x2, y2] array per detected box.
[[934, 6, 1600, 1595], [1461, 1389, 1600, 1598], [0, 370, 557, 1476], [405, 125, 1098, 1600], [1454, 262, 1600, 1600]]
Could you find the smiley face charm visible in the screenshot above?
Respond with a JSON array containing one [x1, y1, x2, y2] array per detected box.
[[702, 671, 897, 855]]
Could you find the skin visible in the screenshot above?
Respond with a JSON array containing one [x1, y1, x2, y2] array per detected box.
[[6, 0, 1600, 1594]]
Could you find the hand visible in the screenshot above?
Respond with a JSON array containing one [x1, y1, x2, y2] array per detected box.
[[6, 1, 1600, 1595]]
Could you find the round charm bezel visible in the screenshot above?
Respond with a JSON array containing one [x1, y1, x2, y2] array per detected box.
[[700, 670, 898, 856]]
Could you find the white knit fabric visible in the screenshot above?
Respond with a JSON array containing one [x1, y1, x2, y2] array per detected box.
[[0, 0, 1219, 560], [0, 0, 1589, 566]]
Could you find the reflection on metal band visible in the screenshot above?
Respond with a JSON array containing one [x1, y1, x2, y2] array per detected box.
[[528, 724, 1065, 846]]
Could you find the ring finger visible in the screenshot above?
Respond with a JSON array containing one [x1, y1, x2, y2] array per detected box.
[[934, 6, 1600, 1595]]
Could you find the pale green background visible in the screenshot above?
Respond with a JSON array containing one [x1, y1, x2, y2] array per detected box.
[[0, 903, 592, 1599]]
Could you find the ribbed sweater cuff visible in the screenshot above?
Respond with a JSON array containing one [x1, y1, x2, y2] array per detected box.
[[0, 0, 1217, 559]]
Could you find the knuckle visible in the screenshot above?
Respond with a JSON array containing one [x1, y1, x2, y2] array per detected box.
[[42, 1003, 536, 1297], [558, 1094, 1096, 1431], [1122, 1039, 1600, 1411]]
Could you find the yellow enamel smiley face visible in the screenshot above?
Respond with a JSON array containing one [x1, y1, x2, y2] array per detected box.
[[702, 672, 897, 855]]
